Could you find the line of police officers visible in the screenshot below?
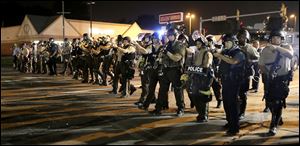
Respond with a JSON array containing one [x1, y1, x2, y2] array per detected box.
[[12, 24, 294, 136], [130, 25, 293, 136], [12, 38, 58, 75]]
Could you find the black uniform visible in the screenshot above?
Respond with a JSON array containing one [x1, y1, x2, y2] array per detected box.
[[185, 48, 214, 122], [219, 45, 246, 135], [71, 39, 82, 80], [140, 45, 162, 109], [150, 40, 185, 116], [47, 42, 58, 75], [100, 43, 114, 85], [137, 44, 151, 104], [211, 56, 222, 107], [91, 41, 104, 85], [120, 45, 136, 97], [80, 39, 94, 83], [259, 40, 293, 135]]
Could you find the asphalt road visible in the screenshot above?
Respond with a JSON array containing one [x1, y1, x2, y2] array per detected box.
[[1, 65, 299, 145]]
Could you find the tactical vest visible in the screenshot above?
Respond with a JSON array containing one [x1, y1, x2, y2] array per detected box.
[[48, 43, 58, 56], [146, 45, 160, 67], [121, 45, 136, 79], [81, 39, 92, 55], [121, 45, 135, 63], [240, 44, 258, 77], [99, 42, 110, 56], [185, 50, 214, 102], [219, 47, 246, 81], [138, 44, 151, 69], [162, 41, 184, 68]]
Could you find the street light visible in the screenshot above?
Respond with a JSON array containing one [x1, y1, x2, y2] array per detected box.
[[87, 1, 95, 37], [186, 13, 195, 35], [290, 14, 297, 31]]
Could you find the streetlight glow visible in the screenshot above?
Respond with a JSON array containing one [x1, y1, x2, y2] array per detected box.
[[289, 14, 297, 32], [290, 14, 295, 18], [186, 12, 195, 35]]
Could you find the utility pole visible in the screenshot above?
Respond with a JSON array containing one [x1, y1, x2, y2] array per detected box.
[[57, 1, 70, 40], [87, 1, 95, 37]]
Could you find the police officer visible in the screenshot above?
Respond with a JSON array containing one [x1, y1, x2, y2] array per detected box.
[[47, 38, 59, 76], [214, 33, 246, 135], [236, 29, 260, 119], [206, 34, 223, 108], [250, 40, 263, 93], [134, 34, 152, 105], [36, 41, 43, 74], [177, 33, 192, 108], [31, 43, 38, 73], [149, 28, 186, 117], [184, 34, 198, 109], [40, 41, 49, 74], [21, 43, 30, 73], [71, 38, 82, 80], [90, 37, 103, 85], [113, 36, 136, 98], [135, 32, 162, 110], [182, 36, 214, 122], [60, 38, 73, 76], [258, 30, 293, 136], [12, 43, 21, 71], [99, 36, 114, 86], [110, 35, 124, 94], [79, 33, 94, 83], [26, 43, 33, 73]]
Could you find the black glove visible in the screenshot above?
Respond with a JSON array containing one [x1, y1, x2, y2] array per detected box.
[[166, 46, 175, 54], [163, 49, 168, 54]]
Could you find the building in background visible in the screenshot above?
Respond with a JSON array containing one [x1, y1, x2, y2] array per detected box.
[[1, 14, 153, 56]]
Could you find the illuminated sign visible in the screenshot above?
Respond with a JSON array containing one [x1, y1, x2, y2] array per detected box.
[[159, 12, 184, 24]]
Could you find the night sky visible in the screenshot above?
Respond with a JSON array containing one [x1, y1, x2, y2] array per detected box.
[[1, 1, 299, 33]]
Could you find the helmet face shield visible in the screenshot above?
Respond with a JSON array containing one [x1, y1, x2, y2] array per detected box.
[[206, 35, 216, 44], [224, 41, 233, 49], [269, 31, 285, 40], [271, 36, 282, 45], [222, 34, 238, 44], [237, 29, 250, 44], [167, 28, 177, 37], [167, 35, 176, 42], [49, 38, 54, 43], [192, 30, 200, 41]]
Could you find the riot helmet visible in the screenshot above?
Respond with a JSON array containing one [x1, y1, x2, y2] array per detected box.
[[222, 33, 238, 49], [167, 28, 177, 36], [177, 34, 189, 43], [83, 33, 89, 40], [269, 30, 285, 40], [269, 30, 285, 45], [49, 38, 54, 43], [237, 29, 251, 45], [122, 36, 131, 47], [195, 35, 208, 48]]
